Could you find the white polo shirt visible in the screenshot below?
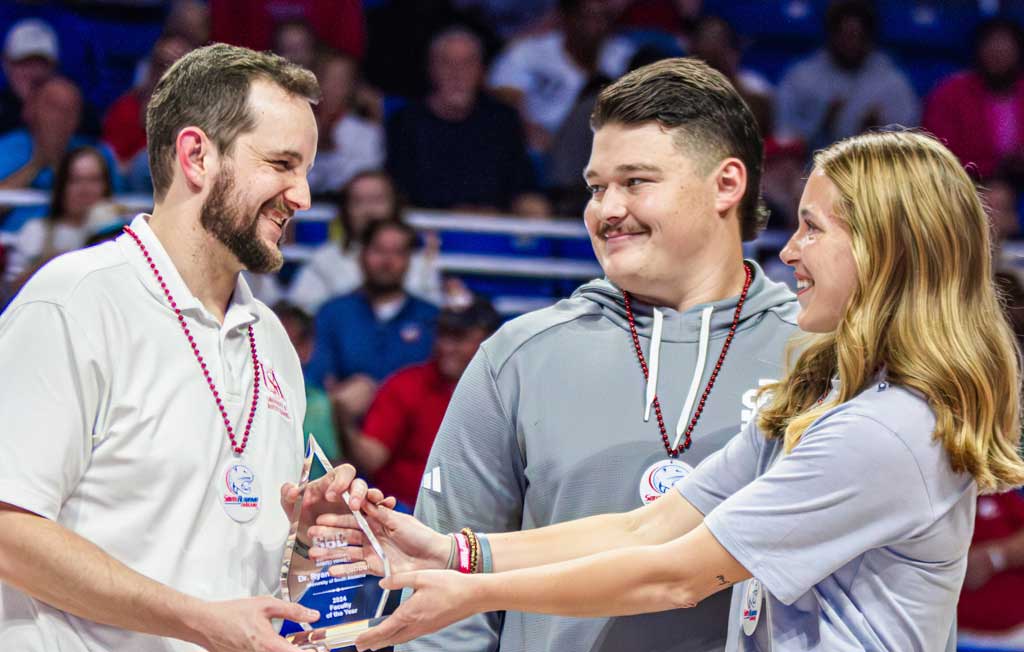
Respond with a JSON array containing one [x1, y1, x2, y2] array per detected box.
[[0, 215, 306, 651]]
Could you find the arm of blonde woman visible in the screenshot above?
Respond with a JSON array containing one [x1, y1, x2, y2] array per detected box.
[[311, 486, 706, 576], [353, 520, 748, 651]]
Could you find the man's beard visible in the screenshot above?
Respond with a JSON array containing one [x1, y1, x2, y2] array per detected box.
[[363, 275, 404, 297], [200, 168, 284, 274]]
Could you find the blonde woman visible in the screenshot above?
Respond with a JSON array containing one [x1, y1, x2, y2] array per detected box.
[[314, 130, 1024, 651]]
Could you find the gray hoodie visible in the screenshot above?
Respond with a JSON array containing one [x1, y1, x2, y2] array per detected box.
[[404, 261, 799, 652]]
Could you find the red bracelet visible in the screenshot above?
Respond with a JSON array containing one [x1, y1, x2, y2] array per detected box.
[[454, 533, 472, 574]]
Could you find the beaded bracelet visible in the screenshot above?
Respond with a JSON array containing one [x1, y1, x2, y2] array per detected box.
[[461, 528, 480, 574]]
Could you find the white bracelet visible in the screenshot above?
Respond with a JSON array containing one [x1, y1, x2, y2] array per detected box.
[[986, 546, 1008, 573]]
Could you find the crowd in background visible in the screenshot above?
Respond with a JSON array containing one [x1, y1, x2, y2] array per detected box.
[[2, 0, 1024, 646]]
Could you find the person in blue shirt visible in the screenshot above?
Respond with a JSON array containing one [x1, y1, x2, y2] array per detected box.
[[307, 218, 438, 422], [0, 76, 120, 232], [313, 130, 1024, 652]]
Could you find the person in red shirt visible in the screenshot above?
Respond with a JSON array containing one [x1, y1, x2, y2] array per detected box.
[[337, 296, 500, 510], [924, 17, 1024, 181], [101, 33, 192, 168], [958, 490, 1024, 647]]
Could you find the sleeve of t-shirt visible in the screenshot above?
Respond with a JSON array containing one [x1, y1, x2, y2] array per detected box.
[[675, 418, 764, 516], [488, 43, 530, 91], [773, 66, 815, 142], [702, 410, 933, 605], [0, 301, 104, 519], [0, 131, 31, 181], [401, 348, 525, 652], [362, 375, 409, 453]]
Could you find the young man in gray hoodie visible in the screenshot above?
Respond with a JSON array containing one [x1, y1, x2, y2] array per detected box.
[[402, 58, 798, 652]]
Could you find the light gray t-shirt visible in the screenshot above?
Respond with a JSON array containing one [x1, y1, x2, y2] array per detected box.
[[677, 380, 976, 651]]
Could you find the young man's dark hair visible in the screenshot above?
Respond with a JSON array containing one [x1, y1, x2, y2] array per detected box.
[[591, 57, 767, 240], [146, 43, 320, 201], [359, 218, 418, 251]]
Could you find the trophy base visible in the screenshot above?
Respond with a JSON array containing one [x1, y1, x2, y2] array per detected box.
[[285, 617, 386, 651]]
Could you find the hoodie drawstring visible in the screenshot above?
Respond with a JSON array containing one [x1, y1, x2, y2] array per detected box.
[[673, 306, 714, 450], [643, 308, 665, 421]]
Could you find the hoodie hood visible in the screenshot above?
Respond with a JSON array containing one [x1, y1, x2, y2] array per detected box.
[[571, 260, 794, 342], [571, 260, 797, 450]]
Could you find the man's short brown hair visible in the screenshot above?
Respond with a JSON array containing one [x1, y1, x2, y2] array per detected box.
[[591, 57, 767, 240], [146, 43, 320, 201]]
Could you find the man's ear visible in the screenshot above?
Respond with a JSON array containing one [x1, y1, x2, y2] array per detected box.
[[712, 157, 748, 218], [175, 126, 214, 192]]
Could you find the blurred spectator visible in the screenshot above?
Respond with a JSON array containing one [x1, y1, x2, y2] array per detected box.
[[363, 0, 501, 99], [306, 50, 385, 196], [0, 19, 59, 135], [210, 0, 365, 60], [288, 170, 443, 314], [4, 147, 112, 291], [0, 76, 82, 193], [272, 18, 318, 70], [167, 0, 210, 48], [957, 491, 1024, 648], [981, 175, 1024, 342], [488, 0, 635, 151], [103, 33, 192, 169], [306, 221, 439, 414], [616, 0, 702, 49], [690, 15, 773, 135], [924, 17, 1024, 182], [453, 0, 559, 38], [546, 74, 606, 217], [0, 77, 119, 232], [338, 296, 500, 509], [774, 0, 919, 153], [762, 137, 808, 232], [387, 27, 549, 216], [274, 301, 343, 462]]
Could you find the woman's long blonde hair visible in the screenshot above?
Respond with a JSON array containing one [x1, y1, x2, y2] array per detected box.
[[757, 130, 1024, 493]]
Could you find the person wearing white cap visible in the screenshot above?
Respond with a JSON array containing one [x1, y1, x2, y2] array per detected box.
[[0, 18, 59, 133]]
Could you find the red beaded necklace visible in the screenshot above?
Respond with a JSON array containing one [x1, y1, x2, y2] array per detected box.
[[123, 226, 260, 456], [624, 262, 753, 457]]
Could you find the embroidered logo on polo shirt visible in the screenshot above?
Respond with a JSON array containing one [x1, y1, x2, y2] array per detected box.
[[260, 362, 291, 421]]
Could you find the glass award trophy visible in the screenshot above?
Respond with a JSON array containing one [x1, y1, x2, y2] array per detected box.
[[279, 434, 392, 650]]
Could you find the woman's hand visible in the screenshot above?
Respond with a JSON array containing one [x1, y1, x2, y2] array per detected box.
[[310, 501, 452, 578], [354, 570, 484, 651], [279, 463, 396, 534]]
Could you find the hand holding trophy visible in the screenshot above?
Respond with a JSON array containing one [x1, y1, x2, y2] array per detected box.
[[277, 435, 402, 650]]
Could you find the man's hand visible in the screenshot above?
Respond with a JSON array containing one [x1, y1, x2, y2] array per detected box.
[[191, 596, 320, 652]]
